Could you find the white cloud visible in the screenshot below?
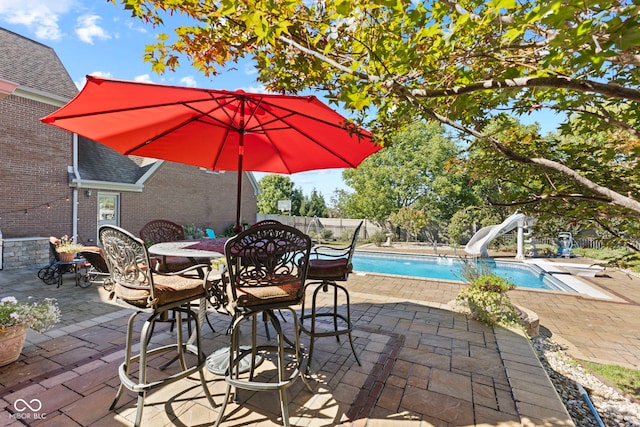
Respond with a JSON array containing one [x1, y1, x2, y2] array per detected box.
[[238, 84, 270, 93], [180, 76, 197, 87], [126, 20, 146, 33], [89, 71, 113, 78], [244, 63, 258, 76], [75, 14, 111, 44], [0, 0, 75, 41], [75, 71, 112, 89], [134, 74, 153, 83]]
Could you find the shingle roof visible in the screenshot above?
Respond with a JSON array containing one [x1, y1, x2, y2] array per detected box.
[[0, 27, 77, 99], [78, 137, 155, 184], [0, 27, 156, 186]]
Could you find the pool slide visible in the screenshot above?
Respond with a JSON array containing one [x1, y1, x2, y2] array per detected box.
[[464, 212, 526, 257]]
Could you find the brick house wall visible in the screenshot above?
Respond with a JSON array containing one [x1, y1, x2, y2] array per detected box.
[[119, 162, 257, 239], [0, 94, 75, 238], [0, 27, 258, 269]]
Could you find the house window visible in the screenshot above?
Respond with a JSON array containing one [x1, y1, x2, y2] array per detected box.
[[97, 193, 119, 231]]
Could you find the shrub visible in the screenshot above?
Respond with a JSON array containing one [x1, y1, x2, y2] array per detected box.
[[320, 229, 333, 240], [369, 231, 387, 247], [455, 265, 519, 327], [183, 224, 205, 239]]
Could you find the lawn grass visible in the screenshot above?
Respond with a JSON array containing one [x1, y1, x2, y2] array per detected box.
[[580, 360, 640, 400], [573, 247, 640, 272]]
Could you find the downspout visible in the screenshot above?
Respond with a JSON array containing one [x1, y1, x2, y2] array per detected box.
[[71, 134, 80, 243]]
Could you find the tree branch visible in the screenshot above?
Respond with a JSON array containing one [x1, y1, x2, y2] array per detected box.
[[408, 76, 640, 101], [281, 31, 640, 216], [486, 193, 613, 207]]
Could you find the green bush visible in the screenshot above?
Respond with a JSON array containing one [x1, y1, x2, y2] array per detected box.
[[183, 224, 204, 239], [320, 229, 333, 240], [309, 228, 334, 243], [369, 231, 388, 247], [456, 270, 519, 327]]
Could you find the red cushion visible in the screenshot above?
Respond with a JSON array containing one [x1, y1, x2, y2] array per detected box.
[[307, 258, 351, 280]]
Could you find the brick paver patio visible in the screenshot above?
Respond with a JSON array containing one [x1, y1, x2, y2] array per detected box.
[[1, 249, 637, 426]]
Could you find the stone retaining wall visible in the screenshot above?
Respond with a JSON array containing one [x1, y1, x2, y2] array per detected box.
[[1, 237, 50, 270]]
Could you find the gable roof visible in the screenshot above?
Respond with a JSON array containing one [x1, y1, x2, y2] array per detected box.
[[0, 27, 77, 99], [77, 136, 156, 184]]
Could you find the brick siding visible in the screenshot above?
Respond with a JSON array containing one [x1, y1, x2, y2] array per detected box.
[[121, 162, 257, 238], [0, 95, 74, 238]]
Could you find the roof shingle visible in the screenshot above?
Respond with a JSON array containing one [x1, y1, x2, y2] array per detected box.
[[0, 27, 77, 99]]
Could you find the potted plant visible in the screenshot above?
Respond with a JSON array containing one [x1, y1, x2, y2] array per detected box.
[[0, 296, 60, 366], [52, 235, 84, 262]]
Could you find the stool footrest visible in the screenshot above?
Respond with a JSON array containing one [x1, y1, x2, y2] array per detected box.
[[299, 313, 353, 337]]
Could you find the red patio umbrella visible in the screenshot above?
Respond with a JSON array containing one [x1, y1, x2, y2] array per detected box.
[[42, 75, 381, 229]]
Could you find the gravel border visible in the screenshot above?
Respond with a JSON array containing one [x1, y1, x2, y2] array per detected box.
[[532, 336, 640, 427]]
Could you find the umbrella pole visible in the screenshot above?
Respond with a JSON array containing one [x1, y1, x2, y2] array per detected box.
[[235, 131, 245, 233]]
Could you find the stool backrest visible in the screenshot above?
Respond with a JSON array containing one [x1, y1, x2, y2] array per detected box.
[[139, 219, 185, 246], [345, 221, 363, 267], [100, 225, 155, 306], [224, 223, 311, 307]]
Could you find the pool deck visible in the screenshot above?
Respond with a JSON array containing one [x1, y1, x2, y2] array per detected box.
[[0, 246, 637, 426], [356, 245, 640, 369]]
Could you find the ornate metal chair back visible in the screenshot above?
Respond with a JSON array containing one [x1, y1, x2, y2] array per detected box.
[[224, 223, 311, 309], [344, 221, 363, 273], [99, 225, 155, 307], [139, 219, 185, 246], [250, 219, 282, 228]]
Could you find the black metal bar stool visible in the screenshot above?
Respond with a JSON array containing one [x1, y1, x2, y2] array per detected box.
[[98, 225, 217, 427], [300, 221, 363, 373], [214, 223, 313, 427]]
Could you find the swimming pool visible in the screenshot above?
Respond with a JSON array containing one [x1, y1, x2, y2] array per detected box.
[[351, 251, 574, 292]]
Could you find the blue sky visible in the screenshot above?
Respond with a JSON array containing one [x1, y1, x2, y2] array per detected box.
[[0, 0, 561, 201]]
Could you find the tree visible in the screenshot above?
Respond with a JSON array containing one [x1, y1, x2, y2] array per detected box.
[[112, 1, 640, 229], [388, 207, 428, 242], [290, 188, 304, 216], [464, 117, 640, 249], [340, 121, 477, 228], [302, 189, 329, 218], [257, 174, 294, 214], [328, 189, 350, 218]]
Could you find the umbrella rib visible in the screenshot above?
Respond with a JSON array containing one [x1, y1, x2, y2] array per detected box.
[[248, 98, 371, 138], [123, 96, 247, 155], [45, 96, 237, 121]]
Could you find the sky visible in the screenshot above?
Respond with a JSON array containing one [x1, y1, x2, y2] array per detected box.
[[0, 0, 348, 200], [0, 0, 561, 202]]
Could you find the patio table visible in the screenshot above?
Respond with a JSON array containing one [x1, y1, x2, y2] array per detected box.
[[148, 237, 227, 264]]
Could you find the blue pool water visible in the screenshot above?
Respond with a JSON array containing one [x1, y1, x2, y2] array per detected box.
[[351, 252, 573, 292]]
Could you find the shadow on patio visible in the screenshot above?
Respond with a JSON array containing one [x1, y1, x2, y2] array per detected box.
[[0, 268, 573, 426]]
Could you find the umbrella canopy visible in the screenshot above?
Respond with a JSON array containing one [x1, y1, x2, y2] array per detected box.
[[42, 75, 381, 228]]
